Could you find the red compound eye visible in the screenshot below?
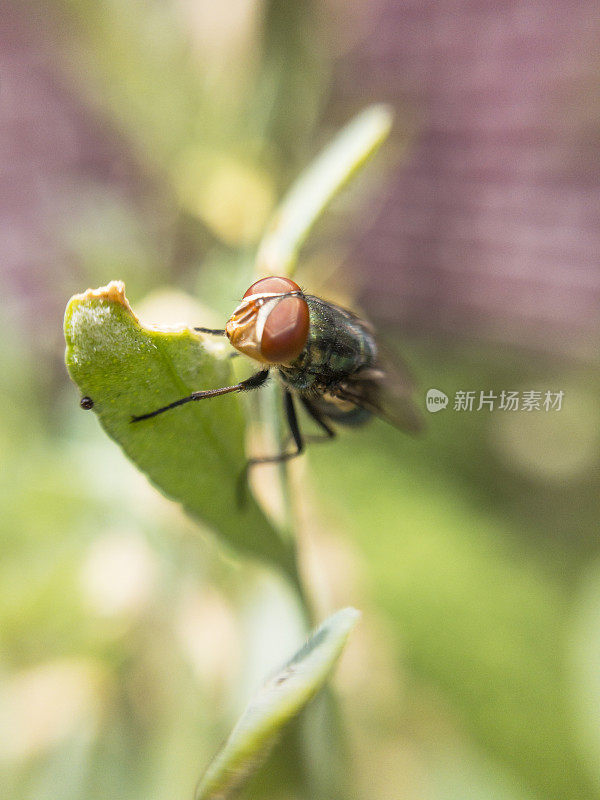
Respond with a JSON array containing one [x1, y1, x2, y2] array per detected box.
[[243, 276, 301, 298], [260, 295, 309, 364]]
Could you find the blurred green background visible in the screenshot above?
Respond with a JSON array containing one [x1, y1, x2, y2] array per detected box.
[[2, 2, 600, 799]]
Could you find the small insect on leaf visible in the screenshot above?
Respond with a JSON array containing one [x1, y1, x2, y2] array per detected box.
[[123, 277, 422, 478]]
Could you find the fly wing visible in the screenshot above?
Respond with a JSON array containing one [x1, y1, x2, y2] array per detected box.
[[332, 344, 424, 433]]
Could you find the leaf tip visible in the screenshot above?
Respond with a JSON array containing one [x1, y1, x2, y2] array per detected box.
[[353, 103, 394, 152], [363, 102, 394, 128], [64, 281, 135, 338], [326, 606, 362, 636], [66, 280, 134, 316]]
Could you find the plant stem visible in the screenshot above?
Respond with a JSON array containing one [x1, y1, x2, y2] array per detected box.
[[258, 378, 315, 625]]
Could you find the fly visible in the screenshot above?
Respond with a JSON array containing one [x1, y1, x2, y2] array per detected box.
[[131, 276, 422, 471]]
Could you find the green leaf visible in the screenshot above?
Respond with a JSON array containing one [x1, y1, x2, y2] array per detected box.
[[256, 103, 393, 276], [195, 607, 360, 800], [63, 282, 295, 576]]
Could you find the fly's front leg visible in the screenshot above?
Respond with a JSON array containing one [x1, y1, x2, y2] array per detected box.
[[194, 327, 238, 358], [194, 327, 226, 336], [131, 369, 270, 422]]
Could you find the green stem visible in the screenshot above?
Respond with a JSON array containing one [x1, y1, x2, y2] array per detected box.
[[257, 378, 315, 625]]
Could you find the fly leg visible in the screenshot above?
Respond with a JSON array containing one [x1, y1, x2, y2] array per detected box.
[[194, 327, 226, 335], [237, 390, 305, 505], [299, 397, 337, 443], [131, 369, 270, 422], [247, 391, 305, 467], [194, 327, 239, 358]]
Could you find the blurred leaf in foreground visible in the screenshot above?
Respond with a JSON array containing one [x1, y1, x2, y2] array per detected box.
[[256, 103, 393, 276], [568, 562, 600, 794], [64, 282, 295, 576], [195, 607, 360, 800]]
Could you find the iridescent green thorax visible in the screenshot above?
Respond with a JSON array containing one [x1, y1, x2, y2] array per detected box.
[[278, 295, 377, 395]]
